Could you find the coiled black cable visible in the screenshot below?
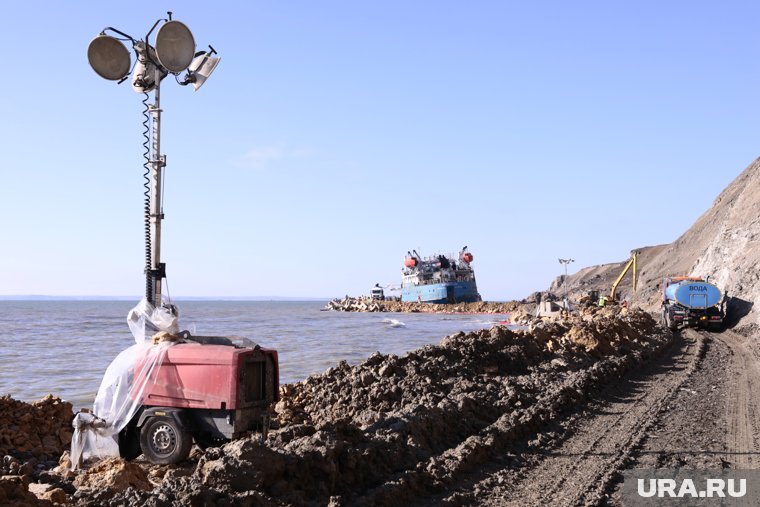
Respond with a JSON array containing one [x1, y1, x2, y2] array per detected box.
[[141, 92, 153, 303]]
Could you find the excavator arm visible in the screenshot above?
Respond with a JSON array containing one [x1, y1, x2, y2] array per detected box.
[[610, 251, 637, 301]]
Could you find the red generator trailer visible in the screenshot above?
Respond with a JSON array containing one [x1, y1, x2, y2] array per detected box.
[[118, 333, 279, 464]]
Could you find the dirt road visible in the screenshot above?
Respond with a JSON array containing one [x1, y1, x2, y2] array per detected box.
[[719, 329, 760, 470], [421, 328, 760, 506]]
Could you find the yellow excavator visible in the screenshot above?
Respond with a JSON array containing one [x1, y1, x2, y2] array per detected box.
[[599, 251, 637, 306]]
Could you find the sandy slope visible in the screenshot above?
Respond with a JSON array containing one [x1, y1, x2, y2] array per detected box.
[[552, 158, 760, 334]]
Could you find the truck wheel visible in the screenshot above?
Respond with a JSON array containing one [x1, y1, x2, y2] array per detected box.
[[139, 416, 192, 465], [665, 312, 677, 331]]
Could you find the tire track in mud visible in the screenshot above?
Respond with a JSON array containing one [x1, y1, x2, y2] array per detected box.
[[443, 330, 705, 507], [716, 329, 760, 469]]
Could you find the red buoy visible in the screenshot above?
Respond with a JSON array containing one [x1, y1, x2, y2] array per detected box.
[[462, 252, 473, 263]]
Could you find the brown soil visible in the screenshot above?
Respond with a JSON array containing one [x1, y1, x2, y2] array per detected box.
[[30, 308, 677, 506], [0, 395, 73, 459], [4, 316, 760, 506]]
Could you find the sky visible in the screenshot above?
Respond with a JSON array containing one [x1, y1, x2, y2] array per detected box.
[[0, 1, 758, 301]]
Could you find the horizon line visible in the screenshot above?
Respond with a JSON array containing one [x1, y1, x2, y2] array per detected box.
[[0, 295, 332, 301]]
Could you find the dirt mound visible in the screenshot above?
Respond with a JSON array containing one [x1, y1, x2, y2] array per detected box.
[[0, 395, 73, 459], [553, 158, 760, 332], [0, 396, 74, 505], [72, 457, 152, 493], [0, 474, 51, 507], [75, 309, 670, 506]]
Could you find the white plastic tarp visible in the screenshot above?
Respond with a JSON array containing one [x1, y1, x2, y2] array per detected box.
[[70, 298, 180, 469]]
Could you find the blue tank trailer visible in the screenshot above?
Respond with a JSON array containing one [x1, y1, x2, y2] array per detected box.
[[661, 277, 725, 331]]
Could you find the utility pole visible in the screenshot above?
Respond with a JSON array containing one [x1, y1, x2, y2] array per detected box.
[[558, 258, 574, 309]]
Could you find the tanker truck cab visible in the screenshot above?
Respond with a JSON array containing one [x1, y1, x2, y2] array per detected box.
[[661, 276, 724, 331], [371, 284, 385, 301]]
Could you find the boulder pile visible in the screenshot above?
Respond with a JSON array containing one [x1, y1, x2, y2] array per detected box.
[[324, 297, 384, 312], [324, 297, 522, 314], [71, 307, 670, 506]]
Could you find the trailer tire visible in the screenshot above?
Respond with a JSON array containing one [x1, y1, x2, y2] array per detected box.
[[665, 311, 677, 331], [139, 416, 192, 465]]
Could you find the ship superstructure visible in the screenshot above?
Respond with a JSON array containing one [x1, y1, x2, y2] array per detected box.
[[401, 246, 481, 303]]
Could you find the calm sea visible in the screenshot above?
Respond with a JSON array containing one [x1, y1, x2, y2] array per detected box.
[[0, 300, 508, 409]]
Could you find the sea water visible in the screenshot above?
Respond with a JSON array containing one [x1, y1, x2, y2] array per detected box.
[[0, 300, 509, 409]]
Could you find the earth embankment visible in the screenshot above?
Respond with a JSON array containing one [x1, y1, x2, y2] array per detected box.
[[1, 306, 675, 505], [5, 310, 760, 506]]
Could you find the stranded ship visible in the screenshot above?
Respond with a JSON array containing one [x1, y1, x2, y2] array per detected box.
[[401, 246, 481, 303]]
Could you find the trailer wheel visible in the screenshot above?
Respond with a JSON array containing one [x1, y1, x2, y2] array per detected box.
[[139, 416, 192, 465]]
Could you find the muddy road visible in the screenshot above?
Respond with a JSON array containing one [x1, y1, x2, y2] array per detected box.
[[422, 328, 760, 506]]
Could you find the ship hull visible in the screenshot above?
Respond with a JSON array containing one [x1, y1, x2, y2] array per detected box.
[[401, 281, 481, 304]]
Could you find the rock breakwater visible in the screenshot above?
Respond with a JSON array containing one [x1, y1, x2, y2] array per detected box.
[[324, 296, 523, 314]]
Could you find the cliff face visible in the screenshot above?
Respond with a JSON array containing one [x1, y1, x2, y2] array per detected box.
[[553, 158, 760, 332]]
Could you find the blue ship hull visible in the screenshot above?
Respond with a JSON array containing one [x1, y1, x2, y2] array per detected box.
[[401, 280, 480, 304]]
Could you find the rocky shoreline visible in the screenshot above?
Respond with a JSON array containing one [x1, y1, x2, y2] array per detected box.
[[323, 297, 526, 315], [1, 306, 674, 506]]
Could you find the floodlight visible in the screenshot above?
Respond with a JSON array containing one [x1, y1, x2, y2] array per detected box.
[[88, 35, 131, 81], [155, 20, 196, 73], [181, 51, 221, 91]]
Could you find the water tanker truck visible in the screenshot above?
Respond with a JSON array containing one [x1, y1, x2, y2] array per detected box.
[[661, 276, 724, 331]]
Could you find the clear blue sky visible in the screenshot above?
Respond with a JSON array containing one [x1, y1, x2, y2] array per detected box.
[[0, 1, 757, 300]]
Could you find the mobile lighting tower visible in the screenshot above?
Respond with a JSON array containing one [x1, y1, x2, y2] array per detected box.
[[80, 16, 280, 466], [87, 12, 220, 324]]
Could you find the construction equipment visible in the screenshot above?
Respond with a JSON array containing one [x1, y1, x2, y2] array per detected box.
[[82, 14, 280, 466], [661, 276, 724, 331], [599, 251, 637, 306], [117, 334, 279, 464], [371, 283, 385, 301]]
